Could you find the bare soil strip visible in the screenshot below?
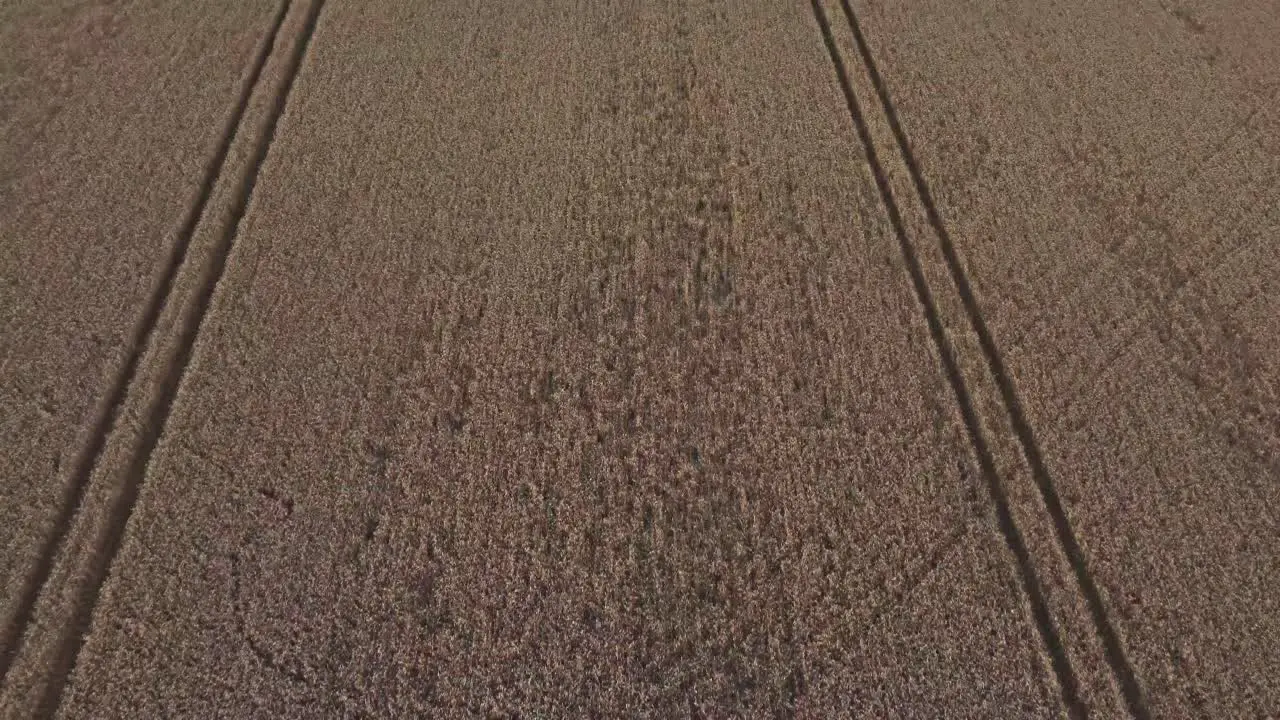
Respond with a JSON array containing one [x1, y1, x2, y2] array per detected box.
[[0, 0, 292, 687], [825, 2, 1151, 717]]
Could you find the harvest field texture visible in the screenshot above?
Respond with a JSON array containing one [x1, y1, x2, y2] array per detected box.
[[2, 0, 1277, 717]]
